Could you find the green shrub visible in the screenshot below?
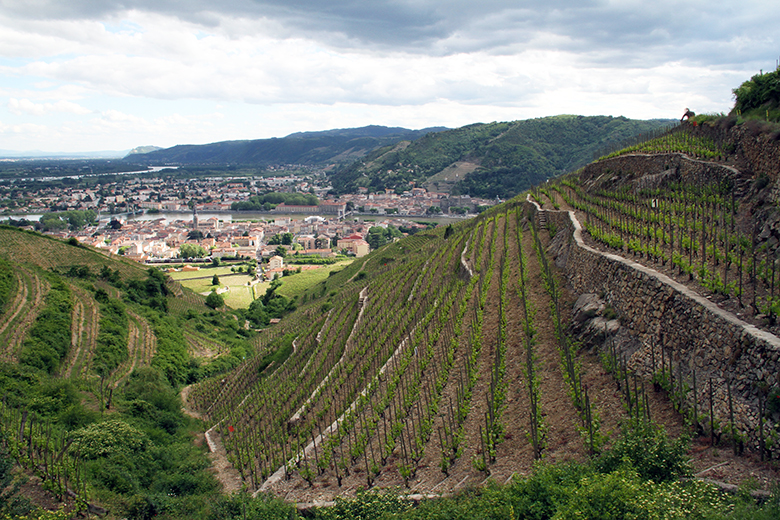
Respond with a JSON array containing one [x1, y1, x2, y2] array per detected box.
[[18, 278, 72, 373], [70, 419, 149, 459], [314, 490, 411, 520], [93, 298, 129, 376], [595, 422, 690, 482]]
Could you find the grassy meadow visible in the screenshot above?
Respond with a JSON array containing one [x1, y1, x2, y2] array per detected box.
[[170, 260, 354, 308]]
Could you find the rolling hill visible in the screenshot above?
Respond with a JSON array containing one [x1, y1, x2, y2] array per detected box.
[[328, 115, 675, 197], [124, 125, 446, 167]]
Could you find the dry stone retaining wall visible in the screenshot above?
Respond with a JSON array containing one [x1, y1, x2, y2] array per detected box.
[[578, 153, 747, 195], [528, 199, 780, 457]]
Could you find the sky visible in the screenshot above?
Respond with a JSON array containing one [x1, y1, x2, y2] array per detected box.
[[1, 1, 778, 153]]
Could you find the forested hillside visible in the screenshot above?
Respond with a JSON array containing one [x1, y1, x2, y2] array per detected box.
[[329, 115, 674, 197], [126, 126, 445, 166]]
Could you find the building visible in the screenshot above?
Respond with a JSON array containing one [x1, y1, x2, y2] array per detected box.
[[268, 255, 284, 270], [273, 202, 346, 219], [338, 234, 370, 257]]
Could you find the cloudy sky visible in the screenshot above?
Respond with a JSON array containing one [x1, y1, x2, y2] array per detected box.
[[1, 1, 778, 153]]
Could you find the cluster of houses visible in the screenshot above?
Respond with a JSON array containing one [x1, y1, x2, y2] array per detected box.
[[51, 210, 403, 264], [1, 168, 496, 217]]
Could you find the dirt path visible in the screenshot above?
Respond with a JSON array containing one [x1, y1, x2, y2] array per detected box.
[[181, 384, 244, 494]]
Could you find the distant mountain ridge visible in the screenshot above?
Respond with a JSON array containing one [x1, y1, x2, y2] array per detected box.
[[125, 145, 163, 156], [126, 117, 675, 198], [0, 149, 129, 159], [329, 115, 676, 198], [125, 126, 447, 166]]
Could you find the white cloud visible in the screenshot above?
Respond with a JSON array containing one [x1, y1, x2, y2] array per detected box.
[[0, 1, 778, 151], [8, 98, 91, 116]]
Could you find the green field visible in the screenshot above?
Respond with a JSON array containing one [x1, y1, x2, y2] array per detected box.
[[253, 261, 354, 301], [169, 268, 256, 308], [167, 265, 240, 281], [171, 260, 354, 308]]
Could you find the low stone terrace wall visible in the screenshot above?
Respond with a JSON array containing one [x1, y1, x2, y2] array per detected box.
[[526, 199, 780, 457]]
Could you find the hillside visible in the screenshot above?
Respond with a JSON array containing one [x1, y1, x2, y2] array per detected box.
[[0, 227, 270, 518], [3, 118, 780, 518], [125, 126, 446, 167], [329, 115, 675, 197], [178, 119, 779, 505]]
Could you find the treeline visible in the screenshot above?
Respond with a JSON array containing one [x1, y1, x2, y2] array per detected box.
[[732, 64, 780, 121], [231, 192, 318, 211], [37, 210, 97, 231], [0, 159, 149, 181], [367, 225, 403, 250], [242, 278, 296, 328]]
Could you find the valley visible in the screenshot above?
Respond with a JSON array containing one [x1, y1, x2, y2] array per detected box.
[[1, 111, 780, 519]]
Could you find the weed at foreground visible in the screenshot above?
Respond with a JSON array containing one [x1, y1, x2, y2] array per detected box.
[[303, 424, 750, 520], [595, 421, 690, 483]]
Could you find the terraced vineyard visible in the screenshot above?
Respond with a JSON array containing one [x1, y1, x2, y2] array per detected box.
[[0, 227, 146, 279], [0, 226, 261, 513], [2, 117, 780, 516], [60, 284, 100, 378], [186, 203, 720, 501], [553, 155, 780, 323], [0, 267, 50, 363], [111, 310, 157, 388]]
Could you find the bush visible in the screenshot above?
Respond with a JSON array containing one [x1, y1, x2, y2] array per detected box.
[[70, 419, 149, 459], [93, 298, 129, 376], [205, 291, 224, 309], [315, 490, 411, 520], [595, 422, 690, 482]]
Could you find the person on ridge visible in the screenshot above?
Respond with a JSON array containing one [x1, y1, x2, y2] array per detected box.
[[681, 107, 695, 122]]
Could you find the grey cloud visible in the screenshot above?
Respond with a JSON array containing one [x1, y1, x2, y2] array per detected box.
[[2, 0, 777, 67]]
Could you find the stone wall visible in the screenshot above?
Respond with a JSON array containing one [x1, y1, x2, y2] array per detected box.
[[529, 199, 780, 457], [578, 153, 749, 196]]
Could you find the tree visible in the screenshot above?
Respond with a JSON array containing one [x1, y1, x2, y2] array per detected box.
[[274, 246, 288, 258], [109, 219, 123, 230], [180, 243, 207, 258], [212, 274, 220, 286], [247, 298, 269, 327], [205, 291, 224, 309], [280, 232, 294, 246], [187, 230, 204, 241], [367, 227, 387, 250]]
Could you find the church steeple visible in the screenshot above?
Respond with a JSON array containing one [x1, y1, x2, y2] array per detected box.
[[192, 202, 198, 230]]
